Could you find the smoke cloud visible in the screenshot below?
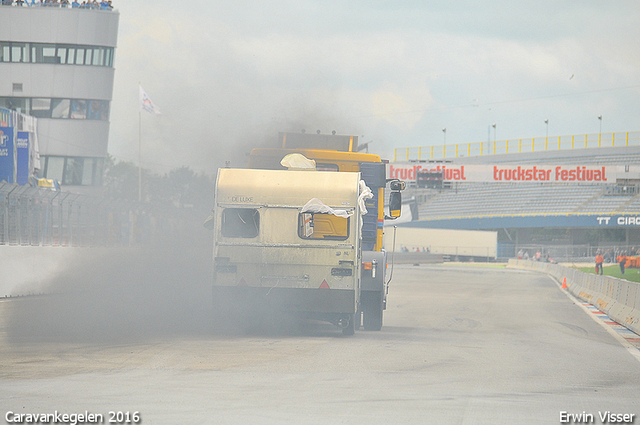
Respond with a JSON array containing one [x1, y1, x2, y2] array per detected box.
[[5, 219, 217, 343]]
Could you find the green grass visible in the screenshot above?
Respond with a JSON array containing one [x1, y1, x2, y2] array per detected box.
[[575, 264, 640, 283]]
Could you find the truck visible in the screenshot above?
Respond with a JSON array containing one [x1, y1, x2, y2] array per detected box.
[[211, 132, 403, 334]]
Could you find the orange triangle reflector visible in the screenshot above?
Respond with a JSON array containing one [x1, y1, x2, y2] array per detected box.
[[238, 277, 247, 287], [319, 279, 330, 289]]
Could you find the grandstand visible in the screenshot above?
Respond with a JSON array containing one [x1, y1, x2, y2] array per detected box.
[[417, 182, 604, 219], [392, 136, 640, 260]]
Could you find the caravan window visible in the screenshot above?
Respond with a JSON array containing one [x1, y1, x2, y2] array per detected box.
[[298, 213, 349, 241], [221, 208, 260, 238]]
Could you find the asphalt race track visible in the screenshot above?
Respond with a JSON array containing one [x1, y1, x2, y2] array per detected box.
[[1, 264, 639, 424]]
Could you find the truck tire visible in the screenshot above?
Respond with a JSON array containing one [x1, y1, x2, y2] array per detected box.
[[363, 291, 383, 331], [342, 313, 355, 336]]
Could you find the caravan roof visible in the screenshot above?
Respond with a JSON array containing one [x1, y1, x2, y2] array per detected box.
[[216, 168, 361, 208]]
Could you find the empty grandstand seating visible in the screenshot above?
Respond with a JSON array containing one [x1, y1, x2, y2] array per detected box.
[[410, 145, 640, 220], [416, 183, 628, 219]]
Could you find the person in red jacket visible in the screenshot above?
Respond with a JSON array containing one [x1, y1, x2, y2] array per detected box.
[[617, 252, 627, 275], [595, 251, 604, 275]]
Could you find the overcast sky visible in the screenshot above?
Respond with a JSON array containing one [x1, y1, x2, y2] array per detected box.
[[107, 0, 640, 174]]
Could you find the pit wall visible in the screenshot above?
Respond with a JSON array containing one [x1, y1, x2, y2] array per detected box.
[[507, 259, 640, 336]]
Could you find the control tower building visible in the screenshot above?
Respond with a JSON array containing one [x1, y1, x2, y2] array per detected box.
[[0, 4, 119, 189]]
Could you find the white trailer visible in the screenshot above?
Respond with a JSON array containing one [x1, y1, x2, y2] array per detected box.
[[212, 168, 366, 334], [383, 227, 498, 260]]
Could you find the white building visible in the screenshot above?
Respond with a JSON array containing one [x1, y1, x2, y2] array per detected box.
[[0, 3, 119, 188]]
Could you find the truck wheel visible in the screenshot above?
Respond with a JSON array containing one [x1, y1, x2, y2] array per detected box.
[[342, 313, 355, 336], [363, 291, 383, 331]]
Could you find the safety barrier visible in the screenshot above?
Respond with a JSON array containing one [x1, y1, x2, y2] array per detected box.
[[507, 259, 640, 336]]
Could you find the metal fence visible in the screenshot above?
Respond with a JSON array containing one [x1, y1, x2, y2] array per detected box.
[[515, 244, 640, 263], [0, 182, 196, 247], [394, 131, 640, 161]]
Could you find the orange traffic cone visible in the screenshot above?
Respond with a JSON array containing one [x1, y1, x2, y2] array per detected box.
[[561, 277, 567, 289]]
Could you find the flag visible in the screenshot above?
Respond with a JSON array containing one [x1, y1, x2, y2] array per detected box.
[[139, 84, 161, 115]]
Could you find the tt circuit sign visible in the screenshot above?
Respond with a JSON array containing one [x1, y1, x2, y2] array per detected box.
[[597, 216, 640, 227], [388, 163, 616, 183]]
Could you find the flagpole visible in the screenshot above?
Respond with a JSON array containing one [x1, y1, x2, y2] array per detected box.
[[138, 110, 142, 203], [138, 83, 160, 204]]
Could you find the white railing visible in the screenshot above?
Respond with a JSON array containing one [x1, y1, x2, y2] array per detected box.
[[394, 131, 640, 162]]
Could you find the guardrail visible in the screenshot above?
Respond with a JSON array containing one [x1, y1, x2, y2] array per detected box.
[[507, 259, 640, 336], [394, 131, 640, 161]]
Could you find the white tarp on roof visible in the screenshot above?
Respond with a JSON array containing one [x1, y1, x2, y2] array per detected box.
[[301, 198, 351, 218], [300, 180, 373, 218], [280, 153, 316, 170]]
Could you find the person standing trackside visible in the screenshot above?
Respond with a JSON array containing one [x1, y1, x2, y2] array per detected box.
[[617, 251, 627, 275], [595, 251, 604, 275]]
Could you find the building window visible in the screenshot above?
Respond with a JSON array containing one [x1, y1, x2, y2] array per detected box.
[[84, 48, 92, 65], [63, 157, 84, 185], [56, 47, 67, 65], [67, 47, 76, 64], [105, 49, 112, 67], [51, 99, 70, 118], [45, 156, 65, 182], [0, 41, 114, 67], [41, 45, 57, 63], [82, 158, 96, 185], [92, 48, 102, 66], [43, 156, 104, 186], [31, 98, 52, 118], [298, 213, 349, 240], [88, 100, 109, 120], [10, 43, 29, 63], [0, 97, 26, 114], [221, 208, 260, 238], [75, 48, 85, 65], [0, 97, 110, 121], [70, 99, 88, 119]]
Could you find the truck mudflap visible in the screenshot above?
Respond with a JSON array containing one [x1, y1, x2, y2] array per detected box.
[[360, 250, 386, 331]]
